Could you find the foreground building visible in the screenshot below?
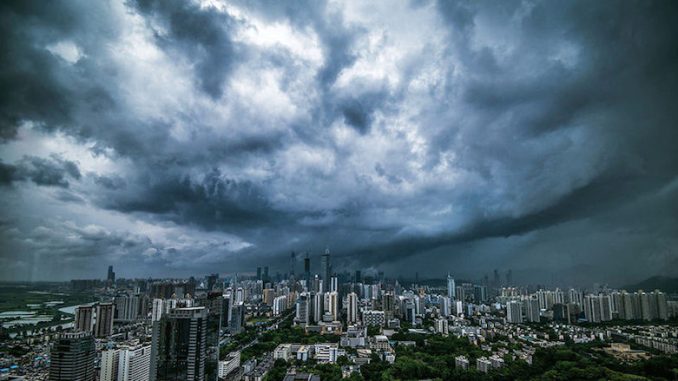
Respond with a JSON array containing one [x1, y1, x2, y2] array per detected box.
[[49, 332, 95, 381], [150, 307, 208, 381]]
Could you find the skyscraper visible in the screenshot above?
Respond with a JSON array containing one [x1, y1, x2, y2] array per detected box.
[[304, 253, 311, 282], [440, 296, 451, 317], [206, 274, 218, 291], [313, 292, 324, 323], [118, 345, 152, 381], [526, 298, 540, 323], [151, 307, 208, 381], [320, 249, 331, 282], [94, 303, 115, 338], [506, 301, 523, 324], [100, 349, 120, 381], [382, 292, 395, 321], [74, 305, 94, 333], [107, 265, 116, 285], [295, 294, 310, 324], [290, 251, 296, 276], [447, 274, 456, 300], [347, 292, 358, 324], [328, 291, 339, 321], [229, 302, 245, 334], [49, 332, 95, 381]]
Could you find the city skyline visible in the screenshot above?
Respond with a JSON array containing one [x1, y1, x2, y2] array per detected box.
[[1, 0, 678, 285]]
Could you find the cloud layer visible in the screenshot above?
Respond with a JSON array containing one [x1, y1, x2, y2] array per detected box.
[[1, 0, 677, 284]]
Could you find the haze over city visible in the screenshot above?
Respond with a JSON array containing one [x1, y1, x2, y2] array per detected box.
[[1, 0, 677, 285]]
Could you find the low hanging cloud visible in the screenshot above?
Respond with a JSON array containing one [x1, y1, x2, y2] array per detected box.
[[0, 0, 677, 284]]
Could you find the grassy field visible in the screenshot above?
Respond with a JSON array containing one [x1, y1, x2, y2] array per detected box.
[[0, 282, 95, 314]]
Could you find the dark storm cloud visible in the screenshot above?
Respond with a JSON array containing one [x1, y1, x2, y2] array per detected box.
[[0, 0, 677, 282], [0, 0, 120, 140], [132, 0, 238, 99], [98, 168, 286, 230], [0, 155, 81, 188]]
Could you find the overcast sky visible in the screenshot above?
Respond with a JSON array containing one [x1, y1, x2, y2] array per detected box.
[[1, 0, 677, 285]]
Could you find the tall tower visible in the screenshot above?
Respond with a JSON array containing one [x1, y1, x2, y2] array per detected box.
[[94, 303, 115, 338], [347, 292, 358, 324], [447, 274, 456, 300], [304, 253, 311, 283], [49, 332, 95, 381], [74, 305, 94, 333], [107, 265, 115, 284], [151, 307, 208, 381], [328, 291, 339, 321], [290, 251, 296, 277], [320, 248, 331, 283]]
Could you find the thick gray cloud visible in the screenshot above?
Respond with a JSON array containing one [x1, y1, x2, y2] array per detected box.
[[0, 0, 676, 285]]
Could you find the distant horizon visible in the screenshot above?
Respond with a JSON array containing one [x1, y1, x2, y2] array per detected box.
[[5, 269, 677, 291]]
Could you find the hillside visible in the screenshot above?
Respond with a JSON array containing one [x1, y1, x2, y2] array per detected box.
[[622, 276, 678, 293]]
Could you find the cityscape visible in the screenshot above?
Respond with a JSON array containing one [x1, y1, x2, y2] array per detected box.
[[2, 0, 678, 380], [1, 252, 678, 380]]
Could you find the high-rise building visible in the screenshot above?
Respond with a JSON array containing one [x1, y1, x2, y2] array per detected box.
[[403, 299, 416, 324], [118, 345, 152, 381], [235, 288, 244, 304], [320, 249, 331, 282], [330, 276, 338, 293], [222, 296, 232, 331], [347, 292, 358, 324], [304, 254, 311, 282], [295, 294, 310, 324], [107, 266, 116, 284], [256, 267, 262, 281], [435, 318, 449, 335], [553, 303, 571, 324], [568, 288, 583, 306], [328, 291, 339, 321], [94, 303, 115, 338], [206, 274, 218, 291], [382, 292, 395, 321], [455, 300, 463, 316], [115, 294, 147, 322], [440, 296, 451, 317], [290, 251, 296, 276], [473, 285, 487, 303], [655, 290, 669, 320], [447, 274, 456, 300], [151, 307, 208, 381], [355, 270, 362, 283], [263, 288, 275, 306], [49, 332, 95, 381], [273, 295, 287, 316], [151, 299, 164, 322], [199, 292, 226, 381], [506, 301, 522, 324], [584, 295, 612, 323], [229, 302, 245, 334], [526, 298, 540, 323], [313, 292, 324, 323], [74, 305, 94, 333], [100, 349, 120, 381]]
